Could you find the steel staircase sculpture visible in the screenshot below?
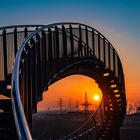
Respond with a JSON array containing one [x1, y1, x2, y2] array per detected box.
[[0, 23, 126, 140]]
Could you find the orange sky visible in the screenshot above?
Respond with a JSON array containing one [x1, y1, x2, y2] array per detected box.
[[38, 75, 102, 111]]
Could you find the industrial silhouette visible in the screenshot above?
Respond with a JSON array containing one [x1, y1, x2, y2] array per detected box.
[[81, 92, 92, 113], [59, 97, 64, 112]]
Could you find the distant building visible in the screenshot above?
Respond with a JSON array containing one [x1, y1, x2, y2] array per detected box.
[[120, 113, 140, 140]]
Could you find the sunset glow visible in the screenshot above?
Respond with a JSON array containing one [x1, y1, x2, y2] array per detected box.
[[38, 75, 102, 111], [93, 95, 100, 101]]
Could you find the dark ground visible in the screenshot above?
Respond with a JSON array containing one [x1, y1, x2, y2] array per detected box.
[[31, 111, 92, 140], [120, 112, 140, 140]]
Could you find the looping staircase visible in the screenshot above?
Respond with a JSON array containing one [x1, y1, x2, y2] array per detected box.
[[0, 23, 126, 140]]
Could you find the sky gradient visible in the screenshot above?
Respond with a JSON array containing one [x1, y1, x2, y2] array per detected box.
[[0, 0, 140, 105], [38, 75, 102, 111]]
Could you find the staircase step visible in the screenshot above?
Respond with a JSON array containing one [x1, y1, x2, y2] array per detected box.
[[0, 99, 12, 112], [0, 112, 14, 127], [0, 126, 18, 139]]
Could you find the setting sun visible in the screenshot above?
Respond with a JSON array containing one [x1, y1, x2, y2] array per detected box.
[[93, 95, 100, 101]]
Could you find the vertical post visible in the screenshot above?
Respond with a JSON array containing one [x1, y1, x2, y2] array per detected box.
[[55, 26, 60, 70], [52, 30, 56, 61], [35, 35, 39, 99], [29, 48, 33, 128], [55, 26, 60, 59], [34, 45, 38, 113], [89, 49, 92, 57], [39, 34, 44, 94], [24, 27, 28, 38], [29, 43, 33, 114], [26, 43, 32, 127], [48, 28, 53, 78], [22, 59, 26, 113], [113, 48, 116, 75], [24, 43, 31, 126], [2, 29, 8, 81], [70, 25, 74, 61], [119, 65, 122, 85], [62, 25, 67, 64], [24, 48, 29, 122], [30, 38, 37, 113], [103, 37, 106, 66], [79, 25, 83, 58], [98, 33, 101, 60], [118, 57, 120, 82], [92, 29, 95, 56], [14, 28, 17, 57], [108, 43, 111, 69], [19, 65, 23, 99], [85, 27, 89, 58], [36, 34, 42, 100], [41, 30, 48, 90], [20, 62, 25, 107]]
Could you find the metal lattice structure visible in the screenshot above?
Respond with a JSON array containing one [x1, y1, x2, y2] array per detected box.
[[0, 23, 126, 140]]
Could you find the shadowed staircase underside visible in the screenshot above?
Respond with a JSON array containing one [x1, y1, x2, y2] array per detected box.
[[0, 22, 126, 140]]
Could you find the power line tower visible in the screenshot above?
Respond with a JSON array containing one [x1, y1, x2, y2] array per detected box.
[[75, 100, 79, 112], [81, 92, 92, 113], [59, 97, 64, 113], [69, 98, 72, 112]]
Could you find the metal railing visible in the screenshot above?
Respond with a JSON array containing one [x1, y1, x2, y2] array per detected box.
[[0, 25, 44, 81], [11, 22, 126, 140]]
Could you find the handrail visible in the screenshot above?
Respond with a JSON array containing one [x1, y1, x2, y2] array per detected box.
[[0, 24, 44, 81], [0, 24, 45, 30]]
